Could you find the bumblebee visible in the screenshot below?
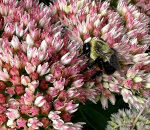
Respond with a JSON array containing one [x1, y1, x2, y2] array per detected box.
[[83, 38, 119, 78]]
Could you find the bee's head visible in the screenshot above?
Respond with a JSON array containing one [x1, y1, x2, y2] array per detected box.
[[83, 42, 91, 56]]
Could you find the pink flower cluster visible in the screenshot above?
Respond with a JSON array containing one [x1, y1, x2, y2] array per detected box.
[[133, 0, 150, 16], [0, 0, 149, 129]]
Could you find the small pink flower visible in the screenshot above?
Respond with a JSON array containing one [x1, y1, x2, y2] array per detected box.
[[0, 105, 6, 114], [24, 92, 35, 106], [10, 76, 21, 86], [17, 118, 27, 129], [47, 87, 59, 98], [0, 81, 6, 91], [6, 87, 15, 96], [37, 62, 50, 76], [60, 112, 72, 122], [53, 99, 65, 111], [124, 79, 134, 89], [41, 117, 50, 128], [9, 67, 19, 76], [39, 80, 49, 90], [8, 99, 20, 109], [54, 78, 65, 91], [0, 94, 7, 104], [48, 111, 61, 120], [20, 105, 30, 115], [29, 106, 40, 117], [27, 117, 43, 129], [65, 101, 79, 113], [0, 68, 10, 81], [71, 79, 84, 88], [34, 96, 46, 107], [60, 52, 75, 65], [10, 35, 20, 50], [30, 72, 39, 80], [25, 62, 36, 75], [21, 75, 31, 86], [0, 114, 7, 124], [28, 80, 39, 92], [53, 119, 64, 130], [15, 23, 24, 37], [121, 88, 132, 103], [40, 102, 52, 115], [26, 34, 34, 46], [45, 74, 55, 83], [15, 85, 25, 95], [30, 29, 40, 41], [6, 109, 20, 120]]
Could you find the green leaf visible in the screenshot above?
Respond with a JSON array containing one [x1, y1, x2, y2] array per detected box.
[[79, 106, 108, 130], [73, 96, 128, 130]]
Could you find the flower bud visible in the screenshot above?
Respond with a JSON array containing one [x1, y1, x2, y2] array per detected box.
[[39, 80, 49, 90], [25, 62, 36, 75], [21, 75, 31, 86], [41, 117, 50, 128], [133, 76, 143, 83], [100, 95, 108, 109], [6, 109, 20, 120], [15, 85, 25, 95], [0, 81, 6, 91], [34, 96, 46, 107], [30, 72, 39, 80], [26, 34, 34, 46], [0, 93, 7, 104], [10, 76, 21, 86], [40, 102, 52, 115], [60, 112, 72, 122], [9, 67, 19, 76], [0, 114, 7, 124], [10, 35, 20, 50]]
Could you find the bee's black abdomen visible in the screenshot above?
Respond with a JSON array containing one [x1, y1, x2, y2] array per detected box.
[[103, 61, 116, 75], [91, 70, 103, 79], [110, 53, 119, 70]]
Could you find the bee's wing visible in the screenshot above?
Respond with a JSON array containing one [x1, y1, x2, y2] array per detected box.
[[95, 49, 119, 70], [109, 53, 120, 70]]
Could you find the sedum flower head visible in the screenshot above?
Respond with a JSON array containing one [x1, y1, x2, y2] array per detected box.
[[132, 0, 150, 16], [106, 108, 150, 130], [51, 0, 150, 109]]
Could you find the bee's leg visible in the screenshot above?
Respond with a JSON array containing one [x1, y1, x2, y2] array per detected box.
[[83, 59, 98, 71], [91, 57, 103, 79], [91, 70, 103, 79], [97, 57, 103, 70]]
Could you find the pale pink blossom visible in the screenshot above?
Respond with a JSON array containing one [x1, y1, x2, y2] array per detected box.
[[26, 34, 34, 46], [8, 99, 20, 110], [7, 119, 16, 128], [17, 118, 27, 129], [54, 78, 65, 91], [34, 96, 46, 107], [25, 62, 36, 74], [53, 119, 64, 130], [0, 68, 10, 81], [27, 117, 43, 129], [6, 109, 20, 120], [48, 111, 61, 120], [28, 80, 39, 92], [10, 35, 20, 50], [65, 101, 79, 113], [21, 75, 31, 86], [37, 62, 50, 76]]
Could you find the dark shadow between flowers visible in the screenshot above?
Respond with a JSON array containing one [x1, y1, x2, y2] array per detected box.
[[72, 95, 129, 130]]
